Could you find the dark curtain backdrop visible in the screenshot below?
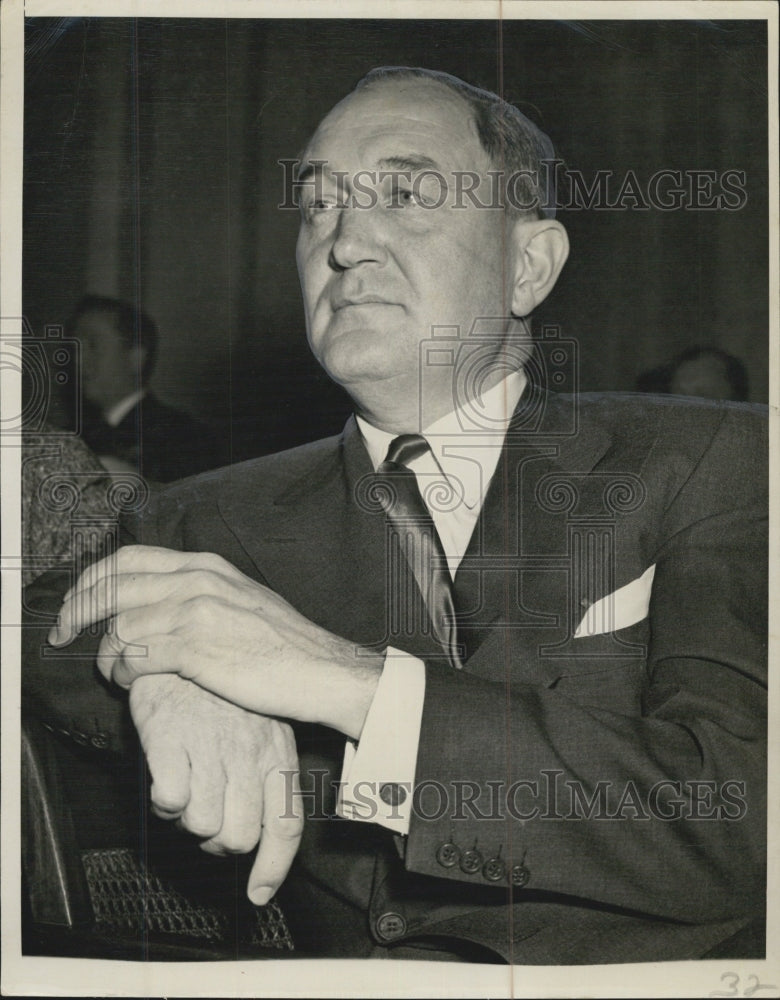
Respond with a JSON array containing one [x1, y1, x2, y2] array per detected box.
[[23, 18, 768, 459]]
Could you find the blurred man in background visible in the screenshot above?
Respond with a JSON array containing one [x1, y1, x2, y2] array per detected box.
[[71, 294, 227, 481], [635, 345, 749, 402]]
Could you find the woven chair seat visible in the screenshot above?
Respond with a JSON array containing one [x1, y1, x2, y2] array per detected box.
[[81, 847, 294, 951]]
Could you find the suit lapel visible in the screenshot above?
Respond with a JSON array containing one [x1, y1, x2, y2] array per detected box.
[[454, 387, 614, 668], [217, 417, 445, 660]]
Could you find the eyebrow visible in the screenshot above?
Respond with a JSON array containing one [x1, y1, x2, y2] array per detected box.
[[376, 154, 442, 173], [296, 152, 442, 186], [295, 160, 324, 185]]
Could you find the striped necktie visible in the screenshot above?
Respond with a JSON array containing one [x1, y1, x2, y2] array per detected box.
[[375, 434, 462, 669]]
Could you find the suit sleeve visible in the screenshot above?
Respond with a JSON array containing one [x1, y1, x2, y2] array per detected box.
[[403, 407, 767, 925]]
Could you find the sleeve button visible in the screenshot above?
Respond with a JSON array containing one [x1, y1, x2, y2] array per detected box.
[[510, 864, 530, 887], [435, 842, 460, 868], [482, 857, 506, 882], [459, 848, 483, 874]]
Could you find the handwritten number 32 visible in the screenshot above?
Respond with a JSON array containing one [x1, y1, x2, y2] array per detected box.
[[710, 972, 778, 997]]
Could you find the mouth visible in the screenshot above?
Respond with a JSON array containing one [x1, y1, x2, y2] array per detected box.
[[331, 295, 397, 311]]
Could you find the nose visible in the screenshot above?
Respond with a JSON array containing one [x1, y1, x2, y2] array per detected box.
[[329, 203, 387, 271]]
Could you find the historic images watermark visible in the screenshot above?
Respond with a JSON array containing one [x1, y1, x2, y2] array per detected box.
[[283, 770, 749, 823], [279, 159, 748, 214]]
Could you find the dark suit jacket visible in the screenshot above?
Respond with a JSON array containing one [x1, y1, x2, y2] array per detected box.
[[23, 389, 767, 963], [81, 393, 228, 483]]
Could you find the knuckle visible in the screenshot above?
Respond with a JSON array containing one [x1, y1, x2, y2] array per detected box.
[[182, 593, 216, 620], [193, 551, 226, 573], [190, 568, 220, 595], [289, 812, 306, 835], [279, 821, 305, 841], [151, 786, 187, 814], [199, 840, 227, 857], [218, 831, 259, 855], [97, 632, 118, 657], [151, 800, 184, 819], [117, 544, 140, 566], [181, 814, 221, 839]]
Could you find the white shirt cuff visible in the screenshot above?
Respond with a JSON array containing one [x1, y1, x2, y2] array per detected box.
[[336, 647, 425, 835]]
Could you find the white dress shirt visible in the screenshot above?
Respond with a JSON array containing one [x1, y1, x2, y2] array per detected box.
[[337, 370, 527, 834], [104, 388, 147, 427]]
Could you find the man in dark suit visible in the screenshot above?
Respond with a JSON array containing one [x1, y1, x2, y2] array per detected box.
[[29, 67, 767, 963], [71, 294, 227, 481]]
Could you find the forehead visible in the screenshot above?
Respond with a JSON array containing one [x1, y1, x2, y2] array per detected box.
[[676, 356, 728, 378], [74, 311, 121, 340], [302, 79, 489, 173]]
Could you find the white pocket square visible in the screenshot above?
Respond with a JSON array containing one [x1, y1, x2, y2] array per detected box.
[[574, 564, 656, 638]]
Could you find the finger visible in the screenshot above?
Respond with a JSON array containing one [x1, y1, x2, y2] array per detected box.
[[94, 629, 125, 684], [201, 766, 265, 856], [64, 546, 246, 606], [144, 736, 191, 818], [49, 554, 121, 647], [53, 563, 266, 647], [54, 565, 213, 646], [64, 545, 197, 600], [95, 611, 166, 688], [247, 766, 304, 906], [54, 547, 204, 641], [179, 751, 226, 840], [95, 612, 190, 689], [52, 572, 166, 646], [62, 550, 120, 603]]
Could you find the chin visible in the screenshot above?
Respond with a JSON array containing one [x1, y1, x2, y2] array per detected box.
[[324, 358, 403, 389], [314, 330, 413, 387]]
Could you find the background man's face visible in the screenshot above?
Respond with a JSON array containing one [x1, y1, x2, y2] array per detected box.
[[295, 79, 515, 403], [669, 355, 736, 400], [76, 310, 139, 410]]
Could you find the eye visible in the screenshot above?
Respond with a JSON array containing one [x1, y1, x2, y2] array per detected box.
[[301, 197, 344, 222], [388, 185, 425, 208], [385, 174, 446, 210]]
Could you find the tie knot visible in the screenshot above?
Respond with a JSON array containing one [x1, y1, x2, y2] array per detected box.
[[383, 434, 429, 469]]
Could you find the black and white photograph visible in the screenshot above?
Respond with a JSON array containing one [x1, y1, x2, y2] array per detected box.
[[1, 1, 777, 996]]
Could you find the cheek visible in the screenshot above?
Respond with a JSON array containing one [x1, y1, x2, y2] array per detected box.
[[449, 234, 506, 313], [412, 237, 497, 319], [296, 272, 322, 332], [297, 240, 332, 320]]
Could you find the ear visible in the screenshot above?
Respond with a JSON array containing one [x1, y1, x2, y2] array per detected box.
[[508, 218, 569, 318]]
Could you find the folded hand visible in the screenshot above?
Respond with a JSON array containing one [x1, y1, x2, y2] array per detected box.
[[49, 544, 381, 738], [129, 673, 302, 905]]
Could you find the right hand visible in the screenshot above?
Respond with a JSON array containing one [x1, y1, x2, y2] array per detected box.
[[128, 673, 303, 905]]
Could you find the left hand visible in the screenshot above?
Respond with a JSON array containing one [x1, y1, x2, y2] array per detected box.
[[129, 673, 303, 906], [48, 544, 382, 739]]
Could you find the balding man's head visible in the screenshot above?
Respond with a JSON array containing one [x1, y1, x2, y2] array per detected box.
[[294, 68, 569, 431]]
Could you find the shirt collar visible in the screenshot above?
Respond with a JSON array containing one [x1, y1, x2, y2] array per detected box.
[[104, 388, 147, 428], [356, 370, 526, 510]]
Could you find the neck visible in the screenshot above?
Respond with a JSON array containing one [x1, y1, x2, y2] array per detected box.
[[101, 386, 147, 425], [350, 362, 519, 435]]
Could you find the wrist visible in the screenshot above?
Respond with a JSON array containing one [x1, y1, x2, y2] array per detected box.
[[313, 640, 384, 739]]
